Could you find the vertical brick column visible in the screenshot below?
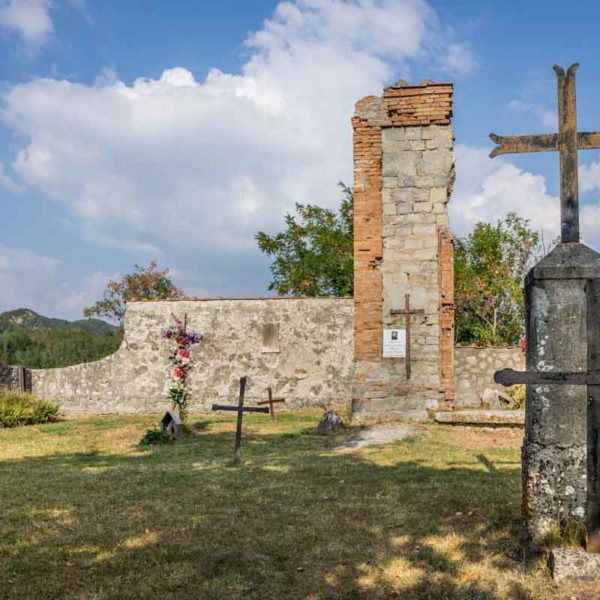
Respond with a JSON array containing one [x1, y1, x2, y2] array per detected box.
[[352, 97, 384, 363], [352, 80, 455, 421]]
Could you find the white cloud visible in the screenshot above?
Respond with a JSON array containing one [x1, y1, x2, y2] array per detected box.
[[0, 244, 62, 313], [0, 0, 53, 46], [0, 162, 23, 193], [451, 145, 600, 250], [580, 155, 600, 192], [450, 145, 561, 240], [0, 244, 115, 319], [58, 270, 112, 314], [507, 99, 556, 130], [439, 43, 477, 76], [1, 0, 474, 293]]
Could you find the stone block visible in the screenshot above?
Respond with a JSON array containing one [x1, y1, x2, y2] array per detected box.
[[414, 202, 433, 213], [550, 548, 600, 583], [434, 410, 524, 425], [419, 150, 453, 176], [522, 441, 587, 545], [430, 187, 447, 202], [382, 128, 407, 142]]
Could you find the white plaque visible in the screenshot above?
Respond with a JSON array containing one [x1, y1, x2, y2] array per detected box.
[[383, 329, 406, 358]]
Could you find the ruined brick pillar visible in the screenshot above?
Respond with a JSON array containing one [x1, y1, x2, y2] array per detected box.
[[352, 80, 455, 420]]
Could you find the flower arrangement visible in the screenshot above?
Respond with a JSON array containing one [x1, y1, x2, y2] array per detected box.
[[162, 315, 202, 420]]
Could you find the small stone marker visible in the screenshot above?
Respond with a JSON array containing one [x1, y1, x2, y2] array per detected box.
[[550, 547, 600, 583], [212, 376, 269, 465], [160, 408, 183, 440], [317, 410, 342, 434], [256, 387, 285, 418]]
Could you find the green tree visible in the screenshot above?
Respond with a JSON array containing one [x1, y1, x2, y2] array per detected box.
[[256, 183, 353, 296], [1, 330, 123, 368], [454, 212, 544, 346], [84, 261, 184, 324]]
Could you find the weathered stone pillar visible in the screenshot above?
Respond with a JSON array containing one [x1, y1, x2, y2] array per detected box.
[[523, 243, 600, 546], [352, 80, 455, 420]]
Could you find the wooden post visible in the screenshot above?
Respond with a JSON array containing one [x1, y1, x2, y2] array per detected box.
[[389, 294, 424, 379], [404, 294, 412, 379], [17, 366, 25, 393], [233, 376, 246, 466], [267, 388, 274, 419]]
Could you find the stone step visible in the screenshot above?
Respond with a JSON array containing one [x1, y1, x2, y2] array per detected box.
[[434, 409, 524, 426]]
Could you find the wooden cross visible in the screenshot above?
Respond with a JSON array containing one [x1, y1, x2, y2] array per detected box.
[[257, 387, 285, 419], [212, 376, 269, 465], [495, 278, 600, 552], [389, 293, 425, 379], [490, 63, 600, 243]]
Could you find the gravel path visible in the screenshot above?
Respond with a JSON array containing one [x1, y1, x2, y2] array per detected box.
[[338, 423, 424, 449]]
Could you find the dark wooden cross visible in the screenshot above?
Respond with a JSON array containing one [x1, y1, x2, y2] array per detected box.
[[495, 279, 600, 552], [212, 376, 269, 465], [389, 293, 424, 379], [490, 63, 600, 243], [257, 387, 285, 419]]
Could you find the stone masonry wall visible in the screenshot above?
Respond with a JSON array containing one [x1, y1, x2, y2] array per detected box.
[[31, 298, 354, 414], [352, 80, 455, 420], [454, 346, 525, 408], [0, 364, 19, 389]]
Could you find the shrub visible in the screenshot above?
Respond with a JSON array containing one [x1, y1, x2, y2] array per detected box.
[[139, 428, 170, 446], [506, 384, 526, 409], [0, 391, 60, 427]]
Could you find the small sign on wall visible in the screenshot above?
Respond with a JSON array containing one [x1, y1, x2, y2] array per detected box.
[[383, 329, 406, 358]]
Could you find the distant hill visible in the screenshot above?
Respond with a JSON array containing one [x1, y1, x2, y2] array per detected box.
[[0, 309, 119, 335]]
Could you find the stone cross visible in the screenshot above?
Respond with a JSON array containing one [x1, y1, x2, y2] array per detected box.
[[212, 376, 269, 465], [257, 387, 285, 419], [490, 63, 600, 243], [389, 293, 425, 379], [495, 278, 600, 552], [491, 63, 600, 554]]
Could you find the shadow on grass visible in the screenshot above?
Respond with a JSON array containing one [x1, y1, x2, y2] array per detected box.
[[0, 425, 536, 600]]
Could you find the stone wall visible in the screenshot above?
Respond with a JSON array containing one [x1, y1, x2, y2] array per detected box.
[[24, 298, 523, 417], [31, 298, 354, 414], [0, 364, 20, 389], [352, 80, 455, 420], [454, 346, 525, 408]]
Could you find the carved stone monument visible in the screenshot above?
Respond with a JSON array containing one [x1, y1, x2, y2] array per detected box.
[[493, 64, 600, 578]]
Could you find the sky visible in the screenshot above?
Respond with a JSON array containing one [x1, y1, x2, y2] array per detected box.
[[2, 0, 600, 320]]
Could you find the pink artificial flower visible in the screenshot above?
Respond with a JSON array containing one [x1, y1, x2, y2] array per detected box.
[[178, 349, 190, 359]]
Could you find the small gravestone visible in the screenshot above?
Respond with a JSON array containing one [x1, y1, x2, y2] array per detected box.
[[480, 388, 501, 410], [317, 411, 342, 434], [160, 409, 183, 440]]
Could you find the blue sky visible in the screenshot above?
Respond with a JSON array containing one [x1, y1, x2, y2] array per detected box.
[[2, 0, 600, 319]]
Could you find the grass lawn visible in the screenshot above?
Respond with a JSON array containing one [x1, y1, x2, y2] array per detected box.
[[0, 413, 597, 599]]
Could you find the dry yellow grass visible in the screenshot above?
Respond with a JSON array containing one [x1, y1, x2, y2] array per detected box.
[[0, 413, 598, 599]]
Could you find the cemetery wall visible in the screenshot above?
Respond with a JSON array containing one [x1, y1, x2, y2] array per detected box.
[[0, 364, 20, 389], [30, 298, 354, 413], [23, 298, 520, 416], [454, 346, 525, 408]]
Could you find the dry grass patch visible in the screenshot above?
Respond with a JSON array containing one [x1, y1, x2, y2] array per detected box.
[[1, 413, 599, 599]]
